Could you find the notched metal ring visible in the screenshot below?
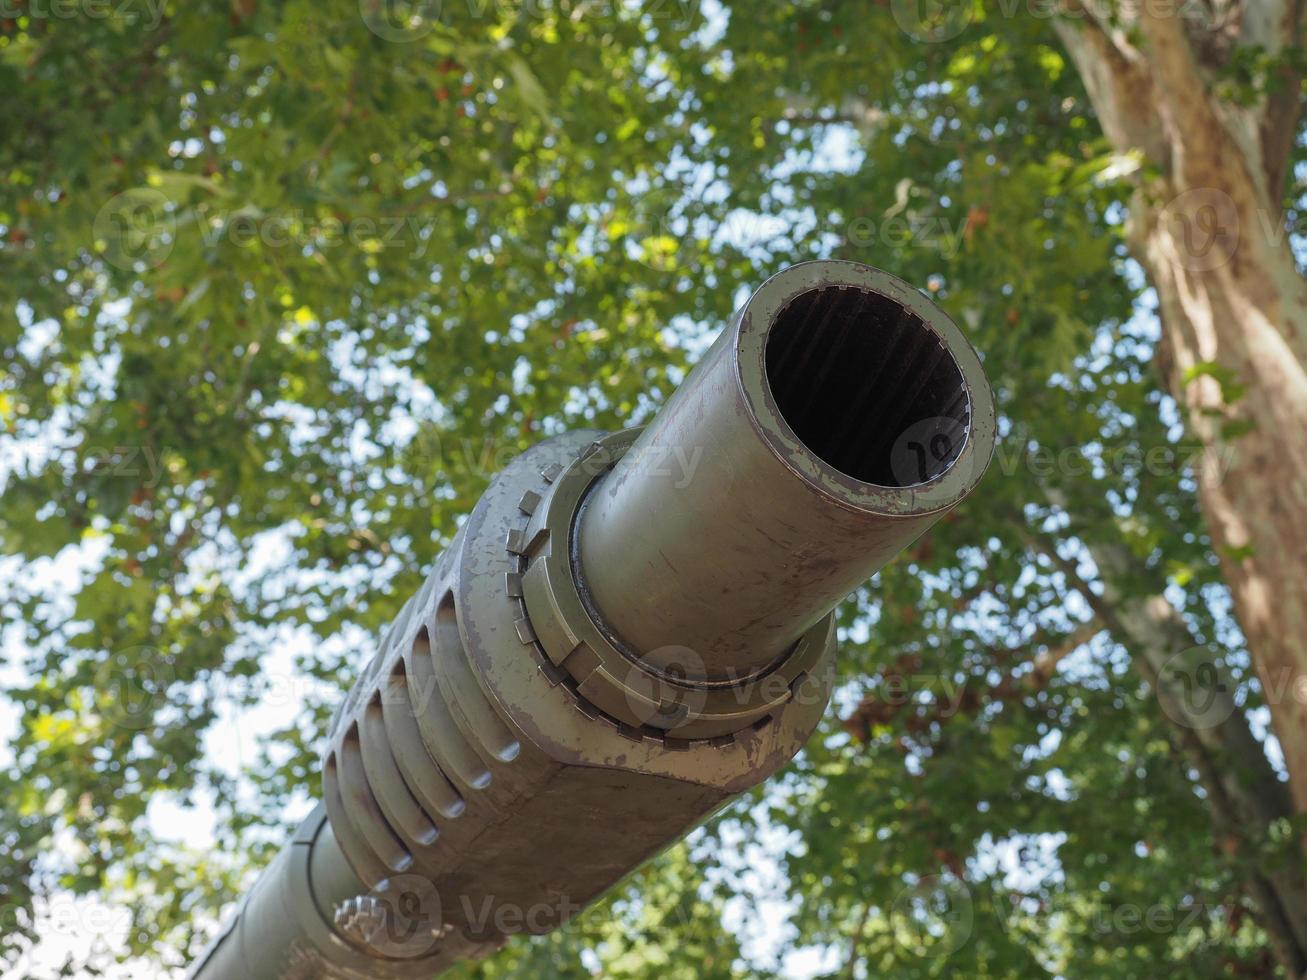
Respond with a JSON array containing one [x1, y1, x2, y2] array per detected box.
[[512, 429, 833, 742]]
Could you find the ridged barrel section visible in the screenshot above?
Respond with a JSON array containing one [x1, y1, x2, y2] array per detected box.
[[322, 561, 525, 890]]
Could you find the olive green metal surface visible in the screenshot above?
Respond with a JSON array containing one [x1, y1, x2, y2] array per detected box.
[[186, 261, 995, 979]]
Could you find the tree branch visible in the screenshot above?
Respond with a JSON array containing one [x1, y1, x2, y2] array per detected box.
[[1022, 527, 1307, 974], [1052, 8, 1170, 170], [1248, 0, 1307, 202], [1024, 618, 1104, 689]]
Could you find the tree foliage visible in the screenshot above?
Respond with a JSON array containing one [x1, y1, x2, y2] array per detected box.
[[1, 0, 1302, 976]]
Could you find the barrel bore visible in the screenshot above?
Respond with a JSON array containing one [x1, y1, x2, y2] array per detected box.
[[764, 284, 970, 487]]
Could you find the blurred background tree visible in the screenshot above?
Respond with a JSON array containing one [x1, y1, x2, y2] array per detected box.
[[1, 0, 1305, 976]]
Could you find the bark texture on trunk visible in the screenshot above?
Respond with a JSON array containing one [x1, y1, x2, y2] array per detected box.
[[1056, 1, 1307, 818]]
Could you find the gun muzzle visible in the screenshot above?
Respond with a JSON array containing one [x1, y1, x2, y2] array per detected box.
[[578, 260, 992, 682]]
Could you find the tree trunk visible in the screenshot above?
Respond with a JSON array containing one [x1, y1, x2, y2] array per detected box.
[[1055, 2, 1307, 814]]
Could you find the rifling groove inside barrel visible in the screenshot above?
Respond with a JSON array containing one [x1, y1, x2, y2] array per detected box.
[[764, 285, 971, 488]]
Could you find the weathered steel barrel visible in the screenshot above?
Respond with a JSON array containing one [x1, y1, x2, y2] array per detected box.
[[577, 261, 987, 682], [187, 260, 995, 979]]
